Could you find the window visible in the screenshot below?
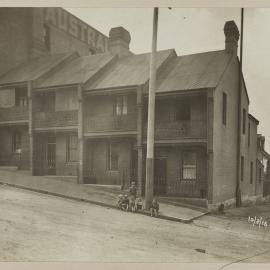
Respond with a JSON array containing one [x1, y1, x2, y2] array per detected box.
[[175, 101, 190, 121], [250, 161, 253, 184], [222, 92, 227, 125], [43, 24, 50, 51], [241, 156, 244, 181], [242, 108, 246, 134], [182, 152, 196, 180], [66, 135, 78, 162], [107, 142, 118, 171], [259, 167, 262, 184], [15, 88, 28, 107], [114, 96, 128, 116], [12, 131, 22, 153], [248, 122, 250, 146]]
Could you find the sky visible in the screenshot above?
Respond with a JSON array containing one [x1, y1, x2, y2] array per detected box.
[[66, 7, 270, 153]]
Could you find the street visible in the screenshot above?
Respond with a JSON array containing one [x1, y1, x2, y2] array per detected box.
[[1, 184, 270, 265]]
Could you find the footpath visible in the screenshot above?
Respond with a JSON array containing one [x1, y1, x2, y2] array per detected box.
[[0, 168, 208, 223]]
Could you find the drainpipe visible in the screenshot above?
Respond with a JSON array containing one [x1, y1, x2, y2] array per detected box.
[[236, 8, 244, 207]]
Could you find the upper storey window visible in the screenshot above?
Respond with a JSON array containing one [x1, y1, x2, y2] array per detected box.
[[43, 24, 51, 51], [114, 96, 128, 116], [15, 88, 28, 107]]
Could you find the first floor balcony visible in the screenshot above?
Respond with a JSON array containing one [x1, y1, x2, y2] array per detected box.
[[0, 106, 28, 123], [143, 120, 207, 140], [84, 113, 137, 134], [34, 110, 78, 129]]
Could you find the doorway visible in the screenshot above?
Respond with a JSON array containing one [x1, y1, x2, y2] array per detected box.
[[154, 157, 167, 195], [47, 136, 56, 175]]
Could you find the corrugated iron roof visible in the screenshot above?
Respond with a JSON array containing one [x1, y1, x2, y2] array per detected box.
[[156, 50, 232, 93], [84, 49, 175, 90], [0, 52, 75, 85], [36, 53, 116, 88]]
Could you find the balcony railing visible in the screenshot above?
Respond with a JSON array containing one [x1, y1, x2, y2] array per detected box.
[[84, 113, 137, 133], [144, 120, 207, 139], [34, 110, 78, 128], [0, 106, 29, 122]]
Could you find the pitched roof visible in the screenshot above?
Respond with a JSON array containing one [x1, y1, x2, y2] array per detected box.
[[36, 53, 115, 88], [156, 50, 232, 93], [84, 49, 175, 90], [0, 52, 75, 85]]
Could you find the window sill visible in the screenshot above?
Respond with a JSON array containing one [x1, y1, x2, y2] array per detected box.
[[65, 161, 78, 165]]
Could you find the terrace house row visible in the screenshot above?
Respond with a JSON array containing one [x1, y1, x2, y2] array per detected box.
[[0, 21, 266, 209]]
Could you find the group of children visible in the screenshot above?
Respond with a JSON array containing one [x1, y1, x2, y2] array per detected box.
[[117, 181, 159, 217]]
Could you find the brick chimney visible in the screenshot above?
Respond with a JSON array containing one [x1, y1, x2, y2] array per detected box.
[[108, 27, 131, 57], [224, 21, 240, 56]]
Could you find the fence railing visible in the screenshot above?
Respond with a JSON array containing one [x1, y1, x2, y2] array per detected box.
[[84, 113, 137, 133], [0, 106, 28, 122], [34, 110, 78, 128], [166, 179, 208, 198]]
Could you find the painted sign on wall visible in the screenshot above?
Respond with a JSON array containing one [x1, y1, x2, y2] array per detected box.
[[43, 8, 108, 53]]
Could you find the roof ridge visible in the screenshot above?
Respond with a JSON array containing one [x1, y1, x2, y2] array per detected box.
[[176, 49, 225, 58], [121, 48, 175, 58]]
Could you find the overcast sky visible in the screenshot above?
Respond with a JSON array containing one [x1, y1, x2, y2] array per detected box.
[[66, 7, 270, 153]]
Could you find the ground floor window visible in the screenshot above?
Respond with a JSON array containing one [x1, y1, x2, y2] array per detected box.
[[250, 161, 253, 184], [107, 142, 118, 171], [259, 167, 262, 183], [12, 131, 22, 153], [66, 135, 78, 162], [241, 156, 244, 181], [182, 151, 197, 180]]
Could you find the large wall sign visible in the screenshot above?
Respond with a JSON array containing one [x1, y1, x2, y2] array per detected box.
[[44, 8, 108, 53]]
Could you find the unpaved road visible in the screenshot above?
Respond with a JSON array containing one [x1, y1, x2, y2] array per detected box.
[[1, 184, 270, 265]]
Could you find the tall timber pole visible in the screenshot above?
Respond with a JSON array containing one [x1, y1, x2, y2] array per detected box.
[[236, 8, 244, 207], [145, 7, 158, 210]]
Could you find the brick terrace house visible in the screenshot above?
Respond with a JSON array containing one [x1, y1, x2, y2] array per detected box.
[[0, 10, 267, 209]]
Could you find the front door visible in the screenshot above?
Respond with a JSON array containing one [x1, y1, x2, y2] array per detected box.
[[47, 136, 56, 175], [154, 157, 167, 195], [34, 135, 47, 176]]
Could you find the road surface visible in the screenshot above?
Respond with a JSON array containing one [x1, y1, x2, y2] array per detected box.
[[1, 184, 270, 265]]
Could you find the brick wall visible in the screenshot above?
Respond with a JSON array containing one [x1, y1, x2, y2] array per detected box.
[[0, 8, 32, 76], [0, 7, 108, 76], [212, 56, 239, 204], [212, 55, 262, 205]]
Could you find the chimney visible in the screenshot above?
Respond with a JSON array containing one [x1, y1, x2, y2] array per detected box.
[[108, 27, 131, 57], [224, 21, 240, 56]]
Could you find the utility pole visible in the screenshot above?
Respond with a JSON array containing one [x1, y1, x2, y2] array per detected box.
[[145, 7, 158, 210], [236, 8, 244, 207]]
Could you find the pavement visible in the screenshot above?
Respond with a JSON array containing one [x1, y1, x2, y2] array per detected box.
[[0, 168, 208, 223]]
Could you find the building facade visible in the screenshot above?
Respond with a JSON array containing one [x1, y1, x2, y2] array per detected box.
[[0, 7, 108, 76], [0, 9, 267, 209]]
